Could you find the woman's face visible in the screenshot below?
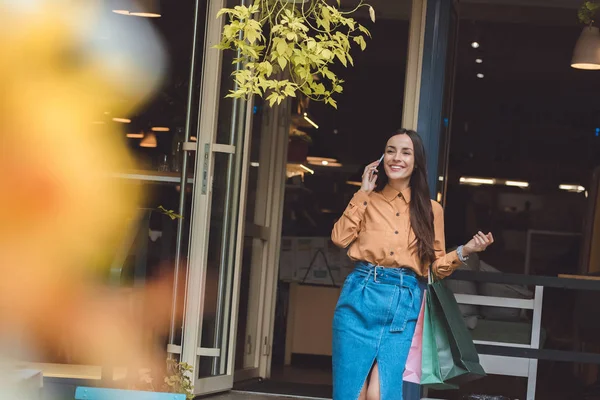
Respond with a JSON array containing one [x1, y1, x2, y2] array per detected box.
[[383, 134, 415, 182]]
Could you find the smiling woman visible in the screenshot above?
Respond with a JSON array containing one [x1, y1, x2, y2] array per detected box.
[[330, 128, 494, 400]]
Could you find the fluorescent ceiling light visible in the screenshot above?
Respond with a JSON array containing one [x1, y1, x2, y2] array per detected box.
[[112, 117, 131, 123], [126, 132, 144, 139], [471, 42, 480, 48], [438, 176, 444, 182], [476, 58, 483, 64], [250, 162, 259, 167], [299, 164, 314, 174], [505, 180, 529, 188], [112, 0, 161, 18], [151, 126, 170, 132], [459, 177, 495, 186], [346, 181, 362, 187], [477, 73, 484, 78], [303, 113, 319, 129], [559, 184, 585, 193]]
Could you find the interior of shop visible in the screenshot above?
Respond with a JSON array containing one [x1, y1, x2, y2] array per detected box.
[[233, 0, 600, 399], [22, 0, 600, 399]]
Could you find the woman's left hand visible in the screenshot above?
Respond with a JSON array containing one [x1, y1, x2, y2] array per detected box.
[[463, 231, 494, 256]]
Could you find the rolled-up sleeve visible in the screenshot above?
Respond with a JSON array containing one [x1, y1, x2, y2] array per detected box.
[[331, 190, 370, 248], [431, 201, 462, 278]]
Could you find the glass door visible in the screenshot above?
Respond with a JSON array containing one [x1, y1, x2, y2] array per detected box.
[[235, 98, 290, 381], [180, 0, 255, 395]]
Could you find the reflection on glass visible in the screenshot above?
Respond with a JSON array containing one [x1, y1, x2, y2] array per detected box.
[[19, 0, 205, 380]]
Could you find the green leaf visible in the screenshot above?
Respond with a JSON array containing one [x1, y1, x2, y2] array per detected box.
[[353, 36, 367, 51], [358, 25, 372, 38], [326, 97, 338, 109], [284, 84, 297, 97], [277, 39, 288, 56], [334, 50, 347, 67], [278, 56, 287, 70], [321, 49, 332, 60], [216, 8, 233, 18], [322, 68, 336, 80], [267, 92, 278, 107]]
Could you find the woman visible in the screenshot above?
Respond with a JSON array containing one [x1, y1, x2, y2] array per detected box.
[[331, 129, 493, 400]]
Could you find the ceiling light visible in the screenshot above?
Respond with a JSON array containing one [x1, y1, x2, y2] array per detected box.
[[151, 126, 170, 132], [126, 132, 144, 139], [438, 176, 444, 182], [437, 192, 442, 202], [190, 136, 197, 142], [140, 132, 157, 148], [307, 156, 337, 166], [322, 162, 342, 167], [476, 73, 484, 79], [571, 27, 600, 70], [559, 184, 585, 193], [346, 181, 362, 187], [112, 0, 161, 18], [459, 177, 495, 186], [471, 42, 480, 49], [299, 164, 314, 174], [475, 58, 483, 64], [250, 162, 259, 167], [303, 113, 319, 129], [505, 180, 529, 188], [112, 117, 131, 123]]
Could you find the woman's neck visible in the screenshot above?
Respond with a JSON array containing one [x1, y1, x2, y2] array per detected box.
[[388, 178, 410, 192]]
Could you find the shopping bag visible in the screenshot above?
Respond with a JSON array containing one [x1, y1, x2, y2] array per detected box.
[[420, 282, 458, 390], [428, 275, 486, 385], [402, 290, 426, 384]]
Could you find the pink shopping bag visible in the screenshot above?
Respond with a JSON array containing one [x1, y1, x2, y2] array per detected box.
[[403, 290, 426, 384]]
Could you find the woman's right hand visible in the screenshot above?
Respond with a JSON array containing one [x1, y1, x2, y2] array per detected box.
[[361, 159, 381, 193]]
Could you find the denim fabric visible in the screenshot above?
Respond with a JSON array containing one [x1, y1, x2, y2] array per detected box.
[[332, 262, 424, 400]]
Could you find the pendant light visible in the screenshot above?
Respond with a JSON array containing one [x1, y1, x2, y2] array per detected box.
[[112, 0, 161, 18], [571, 26, 600, 70]]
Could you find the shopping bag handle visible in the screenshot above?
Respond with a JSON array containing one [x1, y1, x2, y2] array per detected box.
[[428, 266, 438, 285]]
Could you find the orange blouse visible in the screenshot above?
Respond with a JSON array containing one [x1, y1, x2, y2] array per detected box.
[[331, 185, 461, 278]]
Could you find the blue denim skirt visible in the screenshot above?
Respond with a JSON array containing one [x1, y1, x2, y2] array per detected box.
[[332, 261, 424, 400]]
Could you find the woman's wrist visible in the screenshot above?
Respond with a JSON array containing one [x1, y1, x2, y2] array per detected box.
[[458, 245, 471, 261]]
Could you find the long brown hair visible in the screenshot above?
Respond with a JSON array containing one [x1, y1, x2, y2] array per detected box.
[[375, 129, 435, 267]]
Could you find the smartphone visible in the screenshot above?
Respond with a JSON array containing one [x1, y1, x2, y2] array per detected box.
[[377, 153, 384, 171]]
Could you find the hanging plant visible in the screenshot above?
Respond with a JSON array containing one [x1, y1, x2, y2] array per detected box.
[[215, 0, 375, 108], [578, 1, 600, 25]]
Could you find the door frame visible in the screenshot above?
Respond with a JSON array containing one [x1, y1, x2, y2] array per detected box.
[[180, 0, 256, 394]]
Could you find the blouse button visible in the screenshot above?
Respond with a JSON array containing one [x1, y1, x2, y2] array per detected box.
[[395, 231, 399, 234], [390, 251, 394, 256], [396, 212, 400, 217], [363, 202, 368, 206]]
